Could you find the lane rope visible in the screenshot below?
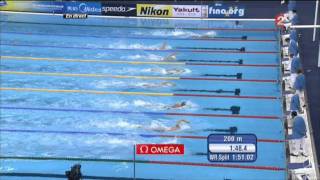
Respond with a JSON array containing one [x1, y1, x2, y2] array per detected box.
[[0, 20, 278, 32], [0, 70, 279, 83], [1, 31, 277, 42], [0, 106, 281, 120], [0, 129, 285, 143], [0, 56, 279, 68], [0, 43, 279, 54], [0, 87, 279, 100]]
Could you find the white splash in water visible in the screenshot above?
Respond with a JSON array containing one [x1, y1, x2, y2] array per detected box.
[[134, 81, 175, 88], [92, 80, 125, 88], [108, 42, 172, 50], [108, 100, 130, 109], [180, 100, 198, 110], [142, 67, 191, 75], [89, 119, 141, 130], [150, 29, 199, 37], [0, 166, 15, 172], [95, 52, 109, 58], [133, 100, 167, 110], [149, 120, 170, 130], [203, 31, 217, 37], [122, 54, 164, 61]]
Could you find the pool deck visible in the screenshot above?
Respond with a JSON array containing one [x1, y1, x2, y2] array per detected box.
[[237, 0, 320, 167], [294, 0, 320, 167]]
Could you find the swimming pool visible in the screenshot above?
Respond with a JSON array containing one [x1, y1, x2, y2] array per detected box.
[[0, 12, 286, 180]]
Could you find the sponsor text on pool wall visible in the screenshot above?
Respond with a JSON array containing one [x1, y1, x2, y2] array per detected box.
[[63, 2, 101, 15], [101, 3, 136, 16], [137, 4, 173, 17], [172, 5, 205, 18], [208, 4, 245, 18], [0, 1, 247, 19], [0, 1, 64, 13]]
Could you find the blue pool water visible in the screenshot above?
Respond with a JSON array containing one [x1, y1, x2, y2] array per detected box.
[[0, 12, 286, 180]]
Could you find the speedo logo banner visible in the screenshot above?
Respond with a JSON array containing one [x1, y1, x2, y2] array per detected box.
[[102, 3, 136, 16], [208, 4, 245, 18], [137, 4, 173, 17]]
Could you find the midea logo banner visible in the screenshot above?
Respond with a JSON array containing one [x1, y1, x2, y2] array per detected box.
[[208, 4, 245, 18], [64, 2, 101, 15]]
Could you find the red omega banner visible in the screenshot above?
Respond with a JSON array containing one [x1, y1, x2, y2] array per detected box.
[[136, 144, 184, 155]]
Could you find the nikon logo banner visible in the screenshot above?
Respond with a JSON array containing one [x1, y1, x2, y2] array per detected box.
[[137, 4, 173, 17]]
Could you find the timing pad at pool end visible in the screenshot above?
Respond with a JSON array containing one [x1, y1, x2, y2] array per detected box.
[[241, 36, 248, 40], [230, 106, 241, 114], [236, 73, 243, 79], [234, 88, 241, 96]]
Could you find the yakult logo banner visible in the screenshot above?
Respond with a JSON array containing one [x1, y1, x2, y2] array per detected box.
[[172, 5, 203, 18], [208, 4, 245, 18], [136, 144, 184, 155], [137, 4, 173, 17]]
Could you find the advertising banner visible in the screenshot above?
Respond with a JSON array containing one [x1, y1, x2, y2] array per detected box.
[[0, 1, 63, 13], [63, 2, 101, 15], [137, 4, 172, 17], [101, 3, 136, 16], [0, 0, 7, 7], [208, 4, 245, 18], [172, 5, 203, 18], [136, 144, 184, 155]]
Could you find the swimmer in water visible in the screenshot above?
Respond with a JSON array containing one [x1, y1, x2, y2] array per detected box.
[[165, 101, 187, 110], [163, 52, 178, 61], [147, 68, 187, 75], [140, 120, 190, 132], [153, 42, 169, 50], [194, 31, 217, 39], [165, 68, 186, 75], [137, 81, 175, 88]]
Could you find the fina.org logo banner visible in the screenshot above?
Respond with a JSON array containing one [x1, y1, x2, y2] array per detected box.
[[208, 4, 245, 18]]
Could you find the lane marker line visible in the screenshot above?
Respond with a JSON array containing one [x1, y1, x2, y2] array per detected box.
[[1, 31, 277, 42], [0, 71, 279, 83], [0, 43, 279, 54], [0, 129, 286, 143], [0, 106, 281, 120], [0, 87, 279, 100], [1, 56, 279, 68]]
